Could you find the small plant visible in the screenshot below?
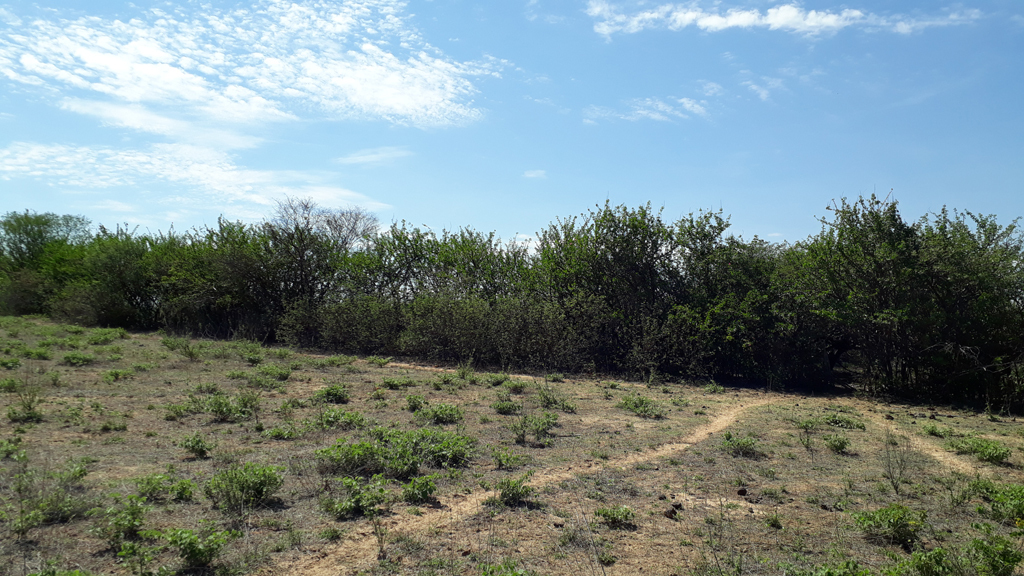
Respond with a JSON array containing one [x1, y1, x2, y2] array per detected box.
[[178, 432, 216, 459], [765, 511, 783, 529], [89, 494, 151, 550], [1, 357, 23, 369], [824, 434, 851, 454], [488, 471, 534, 507], [311, 354, 356, 368], [922, 424, 959, 438], [702, 381, 725, 394], [852, 503, 926, 548], [510, 411, 559, 447], [492, 447, 527, 470], [366, 356, 392, 367], [504, 380, 529, 394], [721, 431, 762, 458], [382, 376, 415, 390], [401, 474, 438, 504], [881, 430, 913, 495], [313, 383, 350, 404], [61, 352, 95, 367], [491, 389, 522, 415], [418, 403, 464, 425], [486, 373, 510, 386], [595, 505, 635, 528], [618, 393, 665, 419], [256, 363, 291, 381], [545, 373, 565, 383], [456, 361, 475, 381], [8, 388, 44, 423], [823, 413, 865, 430], [320, 474, 389, 519], [975, 482, 1024, 524], [537, 384, 577, 413], [164, 522, 239, 567], [406, 394, 428, 412], [946, 437, 1012, 464], [204, 462, 284, 515]]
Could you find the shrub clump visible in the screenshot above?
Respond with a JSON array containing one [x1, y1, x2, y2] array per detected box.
[[204, 462, 284, 515], [852, 503, 926, 548], [617, 393, 665, 419], [946, 437, 1012, 464]]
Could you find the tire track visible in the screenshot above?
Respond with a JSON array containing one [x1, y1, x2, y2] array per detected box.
[[270, 395, 774, 576]]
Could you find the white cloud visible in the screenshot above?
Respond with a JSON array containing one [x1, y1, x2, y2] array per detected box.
[[0, 141, 390, 211], [0, 8, 20, 26], [0, 0, 496, 128], [60, 99, 262, 149], [700, 81, 724, 97], [94, 200, 137, 213], [586, 1, 981, 37], [585, 96, 712, 122], [744, 82, 771, 100], [335, 146, 413, 165], [523, 169, 546, 178]]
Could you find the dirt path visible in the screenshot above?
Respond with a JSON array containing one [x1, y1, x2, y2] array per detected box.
[[270, 394, 774, 576], [859, 409, 980, 476]]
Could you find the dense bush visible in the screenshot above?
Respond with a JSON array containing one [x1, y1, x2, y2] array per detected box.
[[3, 197, 1023, 410], [204, 462, 284, 515]]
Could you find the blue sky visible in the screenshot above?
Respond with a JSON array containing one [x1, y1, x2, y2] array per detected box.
[[1, 0, 1021, 243]]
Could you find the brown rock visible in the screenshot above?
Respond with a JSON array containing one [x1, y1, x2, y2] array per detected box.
[[737, 488, 748, 496], [664, 508, 678, 519]]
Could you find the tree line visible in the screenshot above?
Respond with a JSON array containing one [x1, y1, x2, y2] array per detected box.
[[2, 196, 1022, 410]]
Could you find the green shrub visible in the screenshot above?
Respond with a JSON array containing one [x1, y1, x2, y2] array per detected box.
[[366, 356, 392, 367], [492, 447, 527, 470], [406, 395, 428, 412], [545, 373, 565, 383], [402, 474, 438, 504], [504, 380, 529, 394], [204, 462, 284, 515], [853, 504, 926, 548], [480, 558, 541, 576], [164, 522, 239, 567], [418, 403, 464, 425], [595, 505, 635, 528], [1, 377, 19, 392], [1, 436, 23, 458], [824, 434, 851, 454], [22, 347, 51, 360], [8, 388, 44, 423], [537, 384, 577, 413], [62, 352, 95, 367], [313, 383, 350, 405], [1, 357, 22, 369], [256, 364, 291, 381], [946, 437, 1012, 464], [316, 408, 371, 430], [262, 423, 303, 440], [315, 428, 475, 480], [102, 369, 135, 383], [975, 482, 1024, 525], [178, 432, 216, 459], [320, 474, 389, 519], [486, 373, 510, 386], [823, 413, 866, 430], [922, 424, 960, 438], [491, 389, 521, 415], [488, 471, 534, 507], [721, 431, 763, 458], [89, 494, 150, 549], [702, 381, 725, 394], [617, 393, 665, 419], [87, 328, 127, 345], [510, 412, 559, 447], [382, 376, 415, 390]]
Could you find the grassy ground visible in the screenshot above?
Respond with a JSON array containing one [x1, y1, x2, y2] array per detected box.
[[1, 315, 1023, 576]]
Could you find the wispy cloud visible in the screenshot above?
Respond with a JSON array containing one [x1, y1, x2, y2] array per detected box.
[[586, 1, 981, 37], [585, 96, 710, 122], [0, 141, 390, 211], [523, 169, 546, 178], [0, 0, 497, 128], [335, 146, 413, 165], [742, 77, 783, 101]]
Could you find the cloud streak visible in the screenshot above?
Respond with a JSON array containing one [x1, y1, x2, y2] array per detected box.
[[335, 146, 413, 165], [0, 141, 389, 211], [586, 1, 981, 37], [0, 0, 496, 128], [585, 96, 709, 122]]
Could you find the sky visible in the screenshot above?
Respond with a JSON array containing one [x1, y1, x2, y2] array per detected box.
[[0, 0, 1022, 243]]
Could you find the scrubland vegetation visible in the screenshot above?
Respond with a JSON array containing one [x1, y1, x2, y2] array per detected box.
[[0, 197, 1023, 575]]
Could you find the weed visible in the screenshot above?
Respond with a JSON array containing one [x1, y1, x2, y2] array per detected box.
[[487, 471, 534, 507], [366, 356, 392, 367], [852, 503, 926, 548], [320, 474, 389, 519], [946, 437, 1012, 464], [537, 384, 577, 413], [510, 411, 559, 447], [545, 373, 565, 383], [881, 430, 913, 495], [823, 413, 865, 430], [617, 392, 666, 419], [765, 512, 783, 529], [418, 403, 464, 425], [62, 352, 95, 367], [406, 394, 428, 412], [824, 434, 851, 454], [721, 431, 763, 458], [702, 381, 725, 394], [89, 494, 151, 550], [178, 432, 216, 459], [313, 383, 351, 404], [402, 474, 438, 504], [492, 447, 527, 470], [595, 505, 635, 528], [164, 521, 239, 567], [204, 462, 284, 515]]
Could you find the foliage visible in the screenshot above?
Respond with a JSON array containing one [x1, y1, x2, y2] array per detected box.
[[417, 402, 464, 425], [721, 431, 763, 458], [946, 437, 1012, 464], [510, 411, 559, 447], [824, 434, 851, 454], [595, 505, 635, 528], [617, 392, 665, 418], [315, 428, 475, 480], [320, 474, 389, 519], [401, 474, 438, 504], [313, 383, 350, 404], [164, 523, 239, 567], [204, 462, 284, 515], [853, 504, 927, 548], [488, 471, 534, 507]]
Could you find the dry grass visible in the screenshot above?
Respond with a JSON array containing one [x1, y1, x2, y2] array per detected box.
[[1, 315, 1023, 576]]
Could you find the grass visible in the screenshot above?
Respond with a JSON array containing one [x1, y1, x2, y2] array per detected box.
[[0, 315, 1023, 576]]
